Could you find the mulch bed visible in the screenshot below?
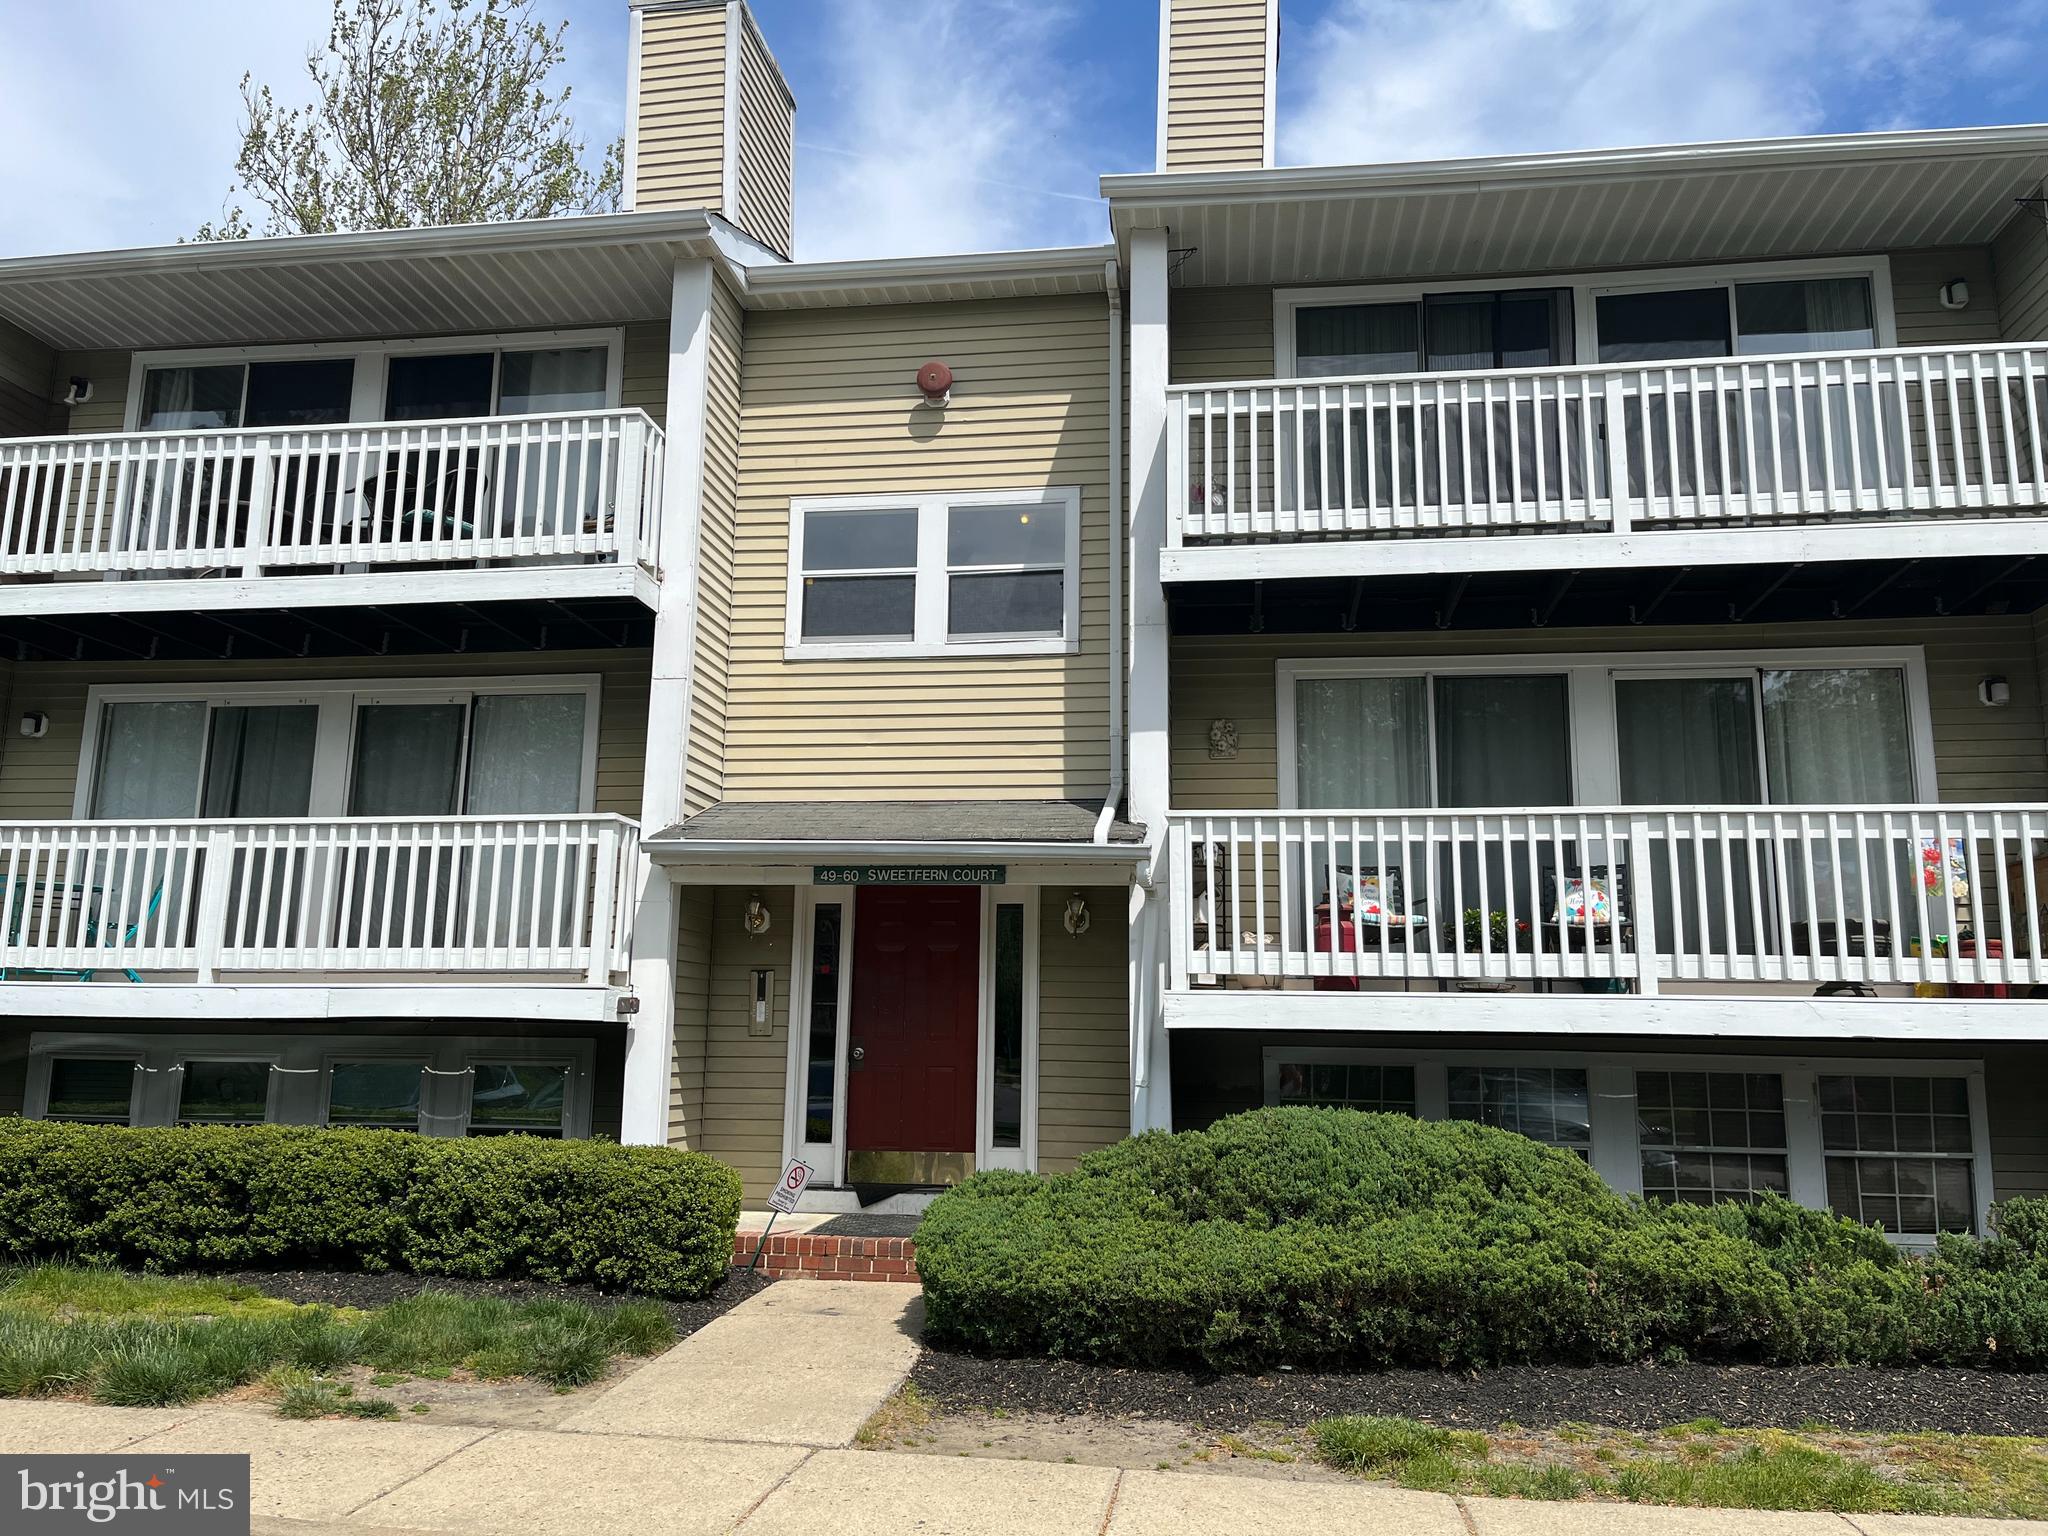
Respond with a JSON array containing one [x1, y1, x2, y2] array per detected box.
[[909, 1350, 2048, 1437], [215, 1265, 773, 1339]]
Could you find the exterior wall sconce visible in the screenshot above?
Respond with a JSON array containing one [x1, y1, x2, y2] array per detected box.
[[743, 894, 772, 935], [1063, 894, 1091, 936], [18, 712, 46, 738], [1939, 279, 1971, 311], [1980, 676, 2012, 707]]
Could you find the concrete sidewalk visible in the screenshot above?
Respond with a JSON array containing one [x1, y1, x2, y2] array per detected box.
[[0, 1279, 2029, 1535]]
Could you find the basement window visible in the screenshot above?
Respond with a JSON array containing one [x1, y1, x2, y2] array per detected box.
[[788, 488, 1081, 658]]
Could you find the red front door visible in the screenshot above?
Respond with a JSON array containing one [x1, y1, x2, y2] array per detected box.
[[846, 886, 980, 1172]]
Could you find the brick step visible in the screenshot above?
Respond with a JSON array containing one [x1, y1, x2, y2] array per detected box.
[[731, 1230, 919, 1283]]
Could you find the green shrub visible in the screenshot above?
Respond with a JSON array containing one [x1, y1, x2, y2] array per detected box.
[[0, 1121, 742, 1299], [916, 1109, 2048, 1372]]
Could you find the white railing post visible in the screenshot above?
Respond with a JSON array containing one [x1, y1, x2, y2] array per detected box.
[[1603, 374, 1631, 534], [1165, 397, 1187, 551], [192, 828, 237, 984], [613, 417, 644, 570], [240, 438, 275, 579], [1167, 817, 1192, 992], [586, 820, 620, 986], [1627, 811, 1658, 996]]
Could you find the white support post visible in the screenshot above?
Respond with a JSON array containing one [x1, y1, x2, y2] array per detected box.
[[1128, 227, 1175, 1135], [1628, 810, 1658, 998], [621, 257, 716, 1148], [193, 829, 236, 985], [1603, 378, 1630, 534]]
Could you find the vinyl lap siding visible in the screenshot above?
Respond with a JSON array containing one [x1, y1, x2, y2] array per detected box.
[[1162, 0, 1272, 173], [621, 320, 670, 421], [0, 650, 652, 819], [1890, 248, 2001, 347], [726, 295, 1114, 801], [689, 884, 792, 1199], [669, 884, 714, 1148], [731, 12, 794, 257], [0, 319, 54, 437], [1171, 286, 1275, 385], [634, 3, 728, 215], [685, 278, 744, 815], [1037, 884, 1131, 1171], [1994, 198, 2048, 342], [1170, 617, 2048, 810]]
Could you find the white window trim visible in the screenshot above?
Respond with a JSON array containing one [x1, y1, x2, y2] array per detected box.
[[171, 1048, 285, 1126], [1274, 255, 1898, 377], [124, 328, 627, 432], [74, 673, 604, 820], [977, 891, 1040, 1175], [784, 486, 1084, 660], [1275, 645, 1938, 809], [26, 1031, 596, 1137], [1260, 1043, 1993, 1244]]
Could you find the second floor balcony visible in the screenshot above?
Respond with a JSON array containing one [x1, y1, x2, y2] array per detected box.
[[1167, 341, 2048, 578], [0, 407, 665, 613]]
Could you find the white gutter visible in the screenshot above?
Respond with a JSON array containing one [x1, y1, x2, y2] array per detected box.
[[1100, 122, 2048, 207], [1094, 256, 1125, 846], [642, 838, 1150, 864]]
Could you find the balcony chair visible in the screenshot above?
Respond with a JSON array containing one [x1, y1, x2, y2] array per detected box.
[[1539, 863, 1632, 958], [0, 878, 160, 985], [1313, 864, 1427, 992]]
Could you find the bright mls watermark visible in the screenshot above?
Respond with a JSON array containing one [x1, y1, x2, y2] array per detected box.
[[4, 1456, 249, 1534]]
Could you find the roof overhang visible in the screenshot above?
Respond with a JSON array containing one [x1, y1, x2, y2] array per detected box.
[[643, 838, 1151, 864], [0, 209, 733, 352], [1102, 126, 2048, 288], [738, 245, 1118, 311]]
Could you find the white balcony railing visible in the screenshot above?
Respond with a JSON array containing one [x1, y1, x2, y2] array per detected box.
[[1169, 344, 2048, 544], [1167, 805, 2048, 994], [0, 409, 665, 580], [0, 815, 637, 985]]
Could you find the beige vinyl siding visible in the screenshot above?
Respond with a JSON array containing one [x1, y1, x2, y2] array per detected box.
[[634, 2, 728, 215], [726, 295, 1114, 800], [0, 319, 54, 438], [686, 278, 745, 814], [669, 884, 714, 1148], [686, 884, 793, 1198], [1890, 248, 2002, 347], [1037, 884, 1131, 1171], [1994, 198, 2048, 342], [49, 351, 128, 435], [1171, 286, 1275, 386], [1171, 616, 2047, 810], [730, 10, 794, 257], [0, 649, 651, 819], [621, 320, 670, 420], [1161, 0, 1272, 174]]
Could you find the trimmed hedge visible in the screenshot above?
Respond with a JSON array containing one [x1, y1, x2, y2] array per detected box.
[[0, 1121, 742, 1300], [916, 1108, 2048, 1372]]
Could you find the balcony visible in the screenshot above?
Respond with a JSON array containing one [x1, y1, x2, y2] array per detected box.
[[1165, 344, 2048, 581], [0, 409, 665, 616], [1164, 805, 2048, 1035], [0, 814, 637, 1018]]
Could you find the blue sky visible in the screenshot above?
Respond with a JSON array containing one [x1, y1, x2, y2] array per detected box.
[[2, 0, 2045, 262]]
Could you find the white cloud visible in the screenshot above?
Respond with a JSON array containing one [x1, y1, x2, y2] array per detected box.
[[1279, 0, 2037, 168], [790, 0, 1107, 262]]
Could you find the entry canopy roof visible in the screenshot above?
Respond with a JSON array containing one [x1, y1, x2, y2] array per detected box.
[[1102, 125, 2048, 289]]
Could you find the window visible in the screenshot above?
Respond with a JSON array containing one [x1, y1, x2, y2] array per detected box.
[[1274, 1060, 1417, 1113], [1636, 1070, 1789, 1205], [327, 1062, 424, 1131], [43, 1058, 136, 1123], [1448, 1067, 1591, 1157], [1295, 288, 1572, 376], [138, 360, 355, 432], [1595, 275, 1876, 364], [177, 1061, 271, 1125], [788, 489, 1080, 656], [1820, 1075, 1977, 1236], [466, 1064, 568, 1137], [991, 902, 1026, 1149], [1294, 672, 1571, 809], [804, 903, 844, 1145]]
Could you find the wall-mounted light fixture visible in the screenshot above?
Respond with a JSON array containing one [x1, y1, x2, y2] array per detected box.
[[1063, 893, 1091, 936], [17, 712, 46, 739], [743, 894, 772, 935], [1980, 675, 2012, 707], [1939, 279, 1971, 311]]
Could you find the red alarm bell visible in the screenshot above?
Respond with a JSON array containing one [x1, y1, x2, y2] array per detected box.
[[916, 359, 953, 406]]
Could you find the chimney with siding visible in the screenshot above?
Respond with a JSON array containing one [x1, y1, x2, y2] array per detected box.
[[1156, 0, 1280, 173], [626, 0, 795, 258]]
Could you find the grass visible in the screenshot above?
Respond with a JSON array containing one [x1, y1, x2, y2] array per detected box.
[[856, 1382, 938, 1447], [1311, 1415, 2048, 1520], [0, 1263, 676, 1414]]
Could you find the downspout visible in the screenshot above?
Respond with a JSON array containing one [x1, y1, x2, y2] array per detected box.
[[1094, 257, 1126, 845]]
